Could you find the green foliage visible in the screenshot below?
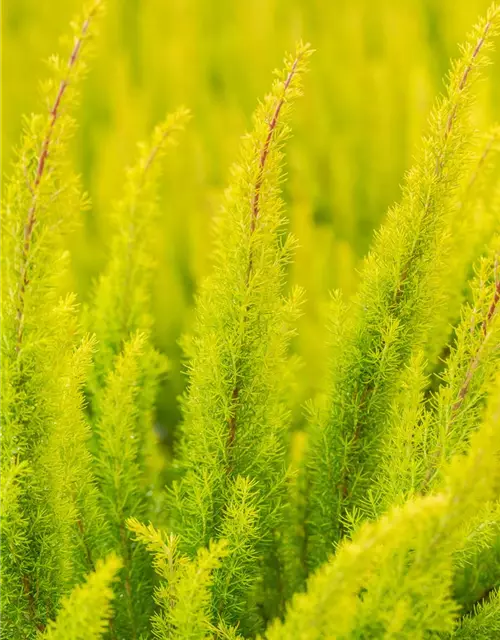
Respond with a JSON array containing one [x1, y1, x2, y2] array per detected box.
[[453, 591, 500, 638], [265, 376, 500, 639], [128, 518, 231, 639], [41, 554, 122, 640], [304, 1, 500, 569], [84, 107, 189, 394], [1, 2, 105, 635], [82, 96, 189, 639], [4, 2, 500, 639], [426, 124, 500, 363], [167, 41, 312, 634], [91, 332, 155, 636], [372, 350, 430, 513]]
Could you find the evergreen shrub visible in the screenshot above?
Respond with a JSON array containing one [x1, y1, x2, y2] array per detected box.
[[2, 1, 500, 638]]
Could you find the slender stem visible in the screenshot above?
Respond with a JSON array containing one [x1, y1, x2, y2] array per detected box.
[[450, 271, 499, 417], [141, 126, 175, 180], [22, 576, 45, 633], [483, 262, 500, 333], [394, 19, 492, 308], [462, 129, 499, 202], [119, 522, 137, 640], [422, 263, 500, 492], [119, 124, 179, 344], [340, 20, 494, 511], [77, 518, 95, 571], [226, 52, 303, 464], [250, 58, 299, 234], [437, 19, 492, 175], [15, 1, 101, 354], [14, 2, 101, 627]]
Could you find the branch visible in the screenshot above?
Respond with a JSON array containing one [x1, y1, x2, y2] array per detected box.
[[226, 48, 305, 464], [422, 259, 500, 492], [394, 15, 495, 308], [15, 0, 102, 354]]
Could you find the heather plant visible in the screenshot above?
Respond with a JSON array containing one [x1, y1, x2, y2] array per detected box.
[[1, 2, 107, 635], [2, 2, 500, 640]]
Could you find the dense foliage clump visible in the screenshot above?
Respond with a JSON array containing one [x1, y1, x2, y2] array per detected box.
[[2, 1, 500, 638]]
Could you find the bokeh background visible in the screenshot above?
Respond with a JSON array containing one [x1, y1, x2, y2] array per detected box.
[[3, 0, 500, 433]]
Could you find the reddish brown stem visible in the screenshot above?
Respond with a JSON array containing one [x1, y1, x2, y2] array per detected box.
[[14, 8, 100, 632], [250, 57, 299, 234], [484, 277, 500, 333], [422, 267, 500, 491], [15, 2, 100, 354], [77, 518, 95, 571], [395, 22, 491, 310], [226, 52, 303, 464], [437, 19, 491, 175], [22, 575, 45, 633], [452, 269, 500, 416]]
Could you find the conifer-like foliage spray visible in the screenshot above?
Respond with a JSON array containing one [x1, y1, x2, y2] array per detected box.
[[2, 2, 500, 639]]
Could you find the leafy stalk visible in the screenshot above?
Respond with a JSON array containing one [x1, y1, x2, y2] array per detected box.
[[168, 41, 312, 633], [83, 111, 189, 638], [421, 238, 500, 493], [452, 590, 500, 638], [40, 554, 122, 640], [1, 3, 104, 636], [305, 3, 500, 568], [266, 375, 500, 639], [85, 108, 190, 394], [127, 518, 231, 640]]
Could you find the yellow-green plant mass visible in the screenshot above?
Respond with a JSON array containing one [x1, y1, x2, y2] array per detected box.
[[2, 0, 500, 638]]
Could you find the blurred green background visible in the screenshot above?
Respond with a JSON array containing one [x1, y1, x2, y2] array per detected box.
[[3, 0, 500, 431]]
